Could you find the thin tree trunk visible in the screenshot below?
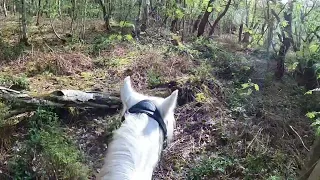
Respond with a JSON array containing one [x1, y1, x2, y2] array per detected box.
[[274, 0, 293, 79], [12, 1, 16, 15], [192, 15, 202, 33], [238, 24, 243, 42], [197, 0, 215, 37], [70, 0, 76, 35], [3, 0, 7, 17], [81, 0, 87, 39], [134, 0, 143, 39], [98, 0, 110, 31], [140, 0, 149, 32], [170, 18, 178, 32], [36, 0, 41, 26], [20, 0, 28, 45], [208, 0, 232, 36], [57, 0, 61, 16]]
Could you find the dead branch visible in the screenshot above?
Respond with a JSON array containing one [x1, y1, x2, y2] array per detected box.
[[50, 18, 66, 43]]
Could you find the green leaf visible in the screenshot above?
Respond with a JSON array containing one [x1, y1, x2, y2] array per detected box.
[[306, 112, 317, 119], [309, 44, 319, 54], [241, 83, 250, 89], [254, 84, 259, 91], [305, 90, 313, 95], [207, 6, 213, 12], [124, 34, 133, 41], [281, 21, 288, 28], [311, 120, 320, 127]]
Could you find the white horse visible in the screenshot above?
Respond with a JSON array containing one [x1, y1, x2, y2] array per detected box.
[[97, 76, 179, 180]]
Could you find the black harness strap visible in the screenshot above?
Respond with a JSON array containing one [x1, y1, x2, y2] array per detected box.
[[123, 100, 168, 149]]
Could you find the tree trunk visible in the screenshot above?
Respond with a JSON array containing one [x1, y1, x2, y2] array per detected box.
[[274, 0, 294, 79], [242, 32, 250, 43], [275, 37, 290, 79], [134, 0, 143, 39], [20, 0, 28, 45], [2, 0, 7, 17], [208, 0, 232, 36], [140, 0, 149, 32], [170, 18, 178, 32], [98, 0, 110, 31], [12, 1, 16, 15], [238, 24, 243, 42], [70, 0, 77, 35], [81, 0, 87, 39], [192, 15, 202, 33], [57, 0, 61, 16], [197, 0, 214, 37], [36, 0, 41, 26]]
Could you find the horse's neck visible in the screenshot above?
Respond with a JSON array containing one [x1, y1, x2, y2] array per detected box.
[[98, 114, 163, 180]]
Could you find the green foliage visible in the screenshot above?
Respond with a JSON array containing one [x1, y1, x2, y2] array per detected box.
[[306, 111, 320, 136], [243, 152, 294, 179], [92, 34, 134, 54], [187, 156, 237, 180], [228, 80, 259, 117], [8, 108, 89, 179], [0, 74, 29, 90], [147, 70, 163, 88]]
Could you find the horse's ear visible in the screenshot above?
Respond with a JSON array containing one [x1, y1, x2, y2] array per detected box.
[[159, 90, 178, 117], [120, 76, 134, 107]]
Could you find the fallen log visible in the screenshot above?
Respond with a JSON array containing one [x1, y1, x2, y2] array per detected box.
[[0, 86, 122, 120]]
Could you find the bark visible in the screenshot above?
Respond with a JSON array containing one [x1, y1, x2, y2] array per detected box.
[[57, 0, 61, 16], [170, 18, 178, 32], [208, 0, 232, 36], [98, 0, 110, 31], [192, 15, 202, 33], [81, 0, 88, 39], [70, 0, 77, 34], [273, 1, 293, 79], [238, 24, 243, 42], [197, 0, 214, 37], [0, 86, 122, 120], [2, 0, 7, 17], [36, 0, 41, 26], [134, 0, 143, 39], [140, 0, 149, 32], [20, 0, 28, 45]]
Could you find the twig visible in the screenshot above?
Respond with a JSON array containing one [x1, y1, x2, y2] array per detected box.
[[289, 125, 310, 151], [246, 127, 263, 151]]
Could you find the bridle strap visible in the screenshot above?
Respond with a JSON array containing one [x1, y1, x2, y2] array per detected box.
[[122, 100, 168, 149]]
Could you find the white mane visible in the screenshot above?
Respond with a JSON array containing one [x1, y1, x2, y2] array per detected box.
[[97, 76, 178, 180]]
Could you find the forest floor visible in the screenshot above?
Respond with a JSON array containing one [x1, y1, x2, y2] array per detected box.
[[0, 17, 315, 179]]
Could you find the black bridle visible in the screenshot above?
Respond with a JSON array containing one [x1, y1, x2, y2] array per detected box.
[[122, 100, 168, 149]]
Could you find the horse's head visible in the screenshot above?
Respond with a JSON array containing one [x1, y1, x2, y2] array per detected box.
[[120, 76, 178, 143]]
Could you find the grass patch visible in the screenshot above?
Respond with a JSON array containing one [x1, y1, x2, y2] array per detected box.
[[8, 108, 89, 179], [243, 152, 295, 180], [0, 74, 29, 90], [147, 70, 163, 88], [187, 156, 239, 180]]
